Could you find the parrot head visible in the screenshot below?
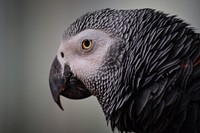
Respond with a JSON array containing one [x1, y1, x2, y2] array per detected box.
[[49, 28, 121, 110], [49, 8, 170, 132], [49, 9, 131, 130], [49, 8, 200, 132]]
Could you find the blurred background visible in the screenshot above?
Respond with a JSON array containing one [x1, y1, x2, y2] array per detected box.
[[0, 0, 200, 133]]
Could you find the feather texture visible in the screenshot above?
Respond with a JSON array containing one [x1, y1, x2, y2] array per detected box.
[[61, 8, 200, 133]]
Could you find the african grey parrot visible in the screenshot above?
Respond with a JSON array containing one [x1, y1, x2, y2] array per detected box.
[[49, 8, 200, 133]]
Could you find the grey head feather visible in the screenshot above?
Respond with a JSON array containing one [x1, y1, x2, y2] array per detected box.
[[63, 8, 153, 40]]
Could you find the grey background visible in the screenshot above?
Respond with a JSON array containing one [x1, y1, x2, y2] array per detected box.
[[0, 0, 200, 133]]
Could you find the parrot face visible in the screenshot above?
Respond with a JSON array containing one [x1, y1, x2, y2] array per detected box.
[[57, 29, 117, 81], [49, 8, 200, 133], [49, 28, 122, 110]]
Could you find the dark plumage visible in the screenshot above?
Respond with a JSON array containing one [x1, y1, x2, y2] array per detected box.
[[49, 8, 200, 133]]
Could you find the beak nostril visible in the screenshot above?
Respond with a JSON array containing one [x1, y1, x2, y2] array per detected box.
[[61, 52, 64, 58]]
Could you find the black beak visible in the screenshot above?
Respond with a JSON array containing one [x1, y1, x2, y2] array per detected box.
[[49, 57, 91, 110]]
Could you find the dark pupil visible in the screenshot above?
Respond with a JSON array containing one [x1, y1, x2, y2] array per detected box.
[[84, 40, 90, 47]]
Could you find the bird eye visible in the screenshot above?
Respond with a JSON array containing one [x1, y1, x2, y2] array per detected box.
[[82, 39, 93, 50]]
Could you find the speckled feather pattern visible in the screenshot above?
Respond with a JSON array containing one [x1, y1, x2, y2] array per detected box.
[[64, 9, 200, 133]]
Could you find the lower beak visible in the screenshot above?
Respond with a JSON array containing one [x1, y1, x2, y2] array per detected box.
[[49, 57, 91, 110]]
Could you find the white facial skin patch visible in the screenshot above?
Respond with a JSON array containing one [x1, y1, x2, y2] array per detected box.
[[57, 29, 116, 81]]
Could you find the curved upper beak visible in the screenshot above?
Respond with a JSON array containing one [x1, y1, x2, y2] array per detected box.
[[49, 57, 91, 110]]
